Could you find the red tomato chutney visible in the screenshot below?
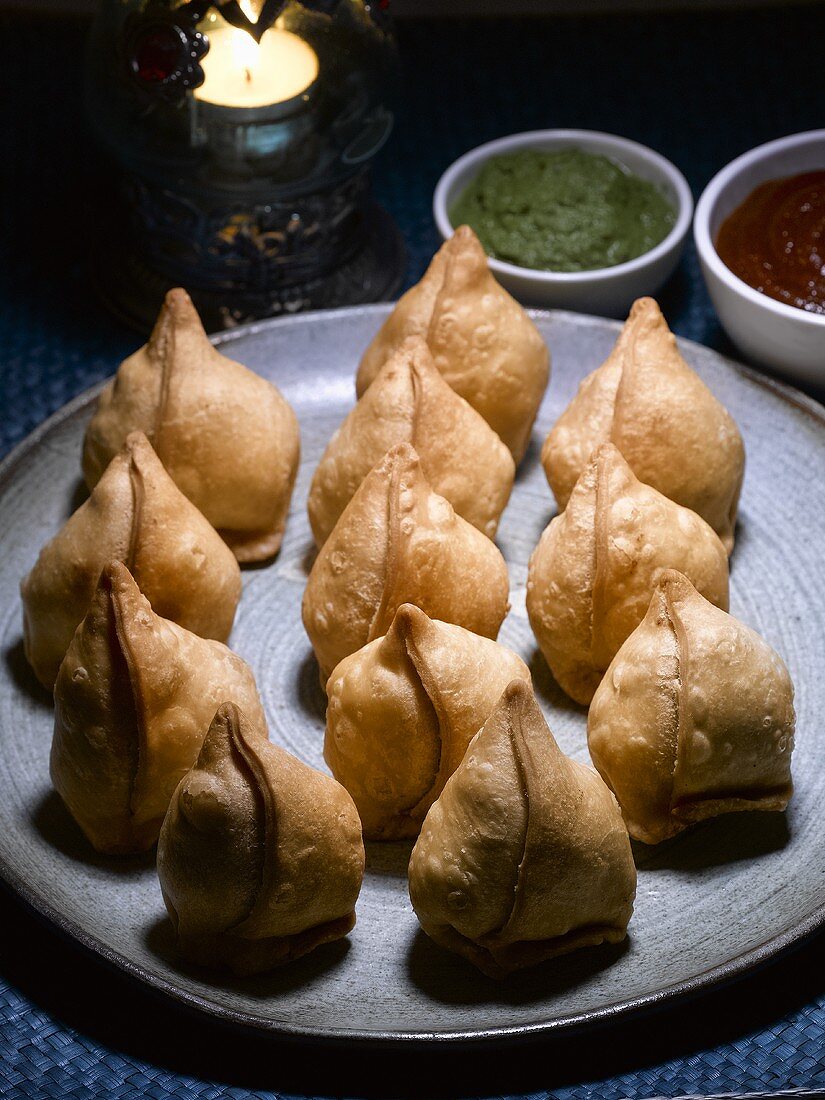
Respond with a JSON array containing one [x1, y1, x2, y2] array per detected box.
[[715, 170, 825, 315]]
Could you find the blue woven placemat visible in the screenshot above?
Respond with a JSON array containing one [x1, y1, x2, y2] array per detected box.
[[1, 7, 824, 1099]]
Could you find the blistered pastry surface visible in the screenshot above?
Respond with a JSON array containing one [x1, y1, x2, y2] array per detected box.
[[409, 682, 636, 977], [356, 227, 549, 462], [589, 571, 795, 844], [82, 289, 301, 563], [0, 306, 822, 1039], [541, 297, 745, 553]]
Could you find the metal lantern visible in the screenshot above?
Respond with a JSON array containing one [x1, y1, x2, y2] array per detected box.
[[86, 0, 404, 329]]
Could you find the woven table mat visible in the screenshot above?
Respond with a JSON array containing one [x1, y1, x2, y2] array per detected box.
[[631, 1092, 825, 1099], [1, 7, 825, 1100]]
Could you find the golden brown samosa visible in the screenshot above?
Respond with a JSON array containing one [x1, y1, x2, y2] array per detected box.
[[526, 443, 729, 705], [309, 336, 514, 546], [325, 603, 530, 839], [51, 561, 264, 854], [408, 680, 636, 978], [82, 288, 300, 563], [21, 432, 241, 688], [303, 443, 510, 683], [588, 570, 795, 844], [541, 298, 745, 553], [157, 702, 364, 975], [356, 227, 549, 463]]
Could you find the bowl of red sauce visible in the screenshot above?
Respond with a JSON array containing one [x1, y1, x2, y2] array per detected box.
[[694, 130, 825, 387]]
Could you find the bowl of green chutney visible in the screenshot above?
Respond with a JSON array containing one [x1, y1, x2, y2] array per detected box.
[[433, 129, 692, 317]]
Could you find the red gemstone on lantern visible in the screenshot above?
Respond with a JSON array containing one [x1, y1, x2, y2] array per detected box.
[[133, 26, 184, 84]]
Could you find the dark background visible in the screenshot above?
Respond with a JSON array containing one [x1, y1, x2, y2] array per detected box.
[[1, 5, 824, 1098]]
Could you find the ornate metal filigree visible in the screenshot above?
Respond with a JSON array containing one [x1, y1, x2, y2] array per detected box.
[[125, 171, 370, 290]]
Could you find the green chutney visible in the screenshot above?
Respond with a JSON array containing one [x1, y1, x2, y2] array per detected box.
[[450, 148, 676, 272]]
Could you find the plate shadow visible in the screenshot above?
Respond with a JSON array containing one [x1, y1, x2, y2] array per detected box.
[[144, 916, 351, 999], [5, 638, 53, 710], [31, 790, 156, 874], [528, 646, 588, 718], [407, 929, 630, 1008], [65, 476, 88, 518], [632, 810, 791, 872], [515, 435, 543, 484], [296, 650, 327, 722], [365, 838, 414, 879], [301, 541, 317, 577]]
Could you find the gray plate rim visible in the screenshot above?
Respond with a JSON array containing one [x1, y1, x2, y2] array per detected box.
[[1, 304, 824, 1046]]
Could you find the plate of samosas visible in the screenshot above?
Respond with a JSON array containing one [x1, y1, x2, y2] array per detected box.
[[1, 227, 823, 1042]]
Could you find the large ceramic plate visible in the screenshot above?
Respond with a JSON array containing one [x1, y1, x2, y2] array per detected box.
[[1, 306, 823, 1045]]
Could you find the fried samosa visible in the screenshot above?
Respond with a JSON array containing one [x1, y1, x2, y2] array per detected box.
[[21, 432, 241, 688], [157, 702, 365, 975], [82, 288, 300, 563], [588, 570, 795, 844], [356, 226, 549, 463], [526, 443, 729, 706], [308, 336, 514, 546], [541, 297, 745, 554], [408, 680, 636, 978], [325, 603, 530, 840], [303, 443, 510, 683], [51, 561, 264, 854]]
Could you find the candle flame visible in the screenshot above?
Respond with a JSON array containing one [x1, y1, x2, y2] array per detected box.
[[232, 26, 260, 81], [194, 15, 319, 109]]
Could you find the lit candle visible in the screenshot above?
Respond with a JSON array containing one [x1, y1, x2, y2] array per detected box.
[[195, 23, 319, 110]]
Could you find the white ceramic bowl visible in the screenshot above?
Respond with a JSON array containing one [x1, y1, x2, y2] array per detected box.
[[433, 129, 693, 318], [694, 130, 825, 388]]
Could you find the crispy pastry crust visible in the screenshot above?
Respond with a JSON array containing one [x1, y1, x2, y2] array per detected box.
[[324, 604, 531, 839], [50, 562, 264, 854], [302, 443, 510, 683], [309, 336, 514, 546], [409, 680, 636, 978], [356, 227, 549, 463], [542, 297, 745, 554], [83, 289, 300, 562], [588, 570, 795, 844], [21, 432, 241, 688], [526, 442, 729, 705], [157, 702, 365, 975]]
